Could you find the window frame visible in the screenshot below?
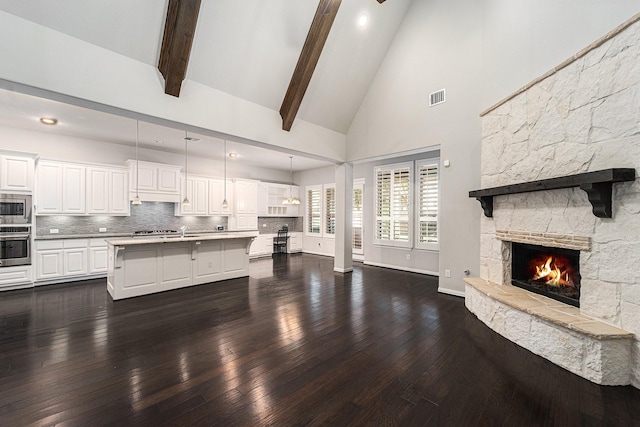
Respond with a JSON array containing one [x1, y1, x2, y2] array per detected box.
[[373, 161, 413, 248]]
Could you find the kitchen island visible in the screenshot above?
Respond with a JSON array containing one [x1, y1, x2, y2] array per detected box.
[[106, 231, 258, 300]]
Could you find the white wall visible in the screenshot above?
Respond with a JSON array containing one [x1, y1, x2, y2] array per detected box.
[[0, 126, 290, 183], [347, 0, 640, 296]]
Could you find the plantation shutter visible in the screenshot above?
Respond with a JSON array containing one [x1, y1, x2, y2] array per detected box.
[[352, 186, 363, 250], [307, 187, 321, 234], [325, 186, 335, 235], [392, 167, 410, 242], [417, 161, 438, 247], [376, 169, 391, 240]]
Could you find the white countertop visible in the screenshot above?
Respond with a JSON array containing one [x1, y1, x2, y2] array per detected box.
[[106, 230, 259, 246]]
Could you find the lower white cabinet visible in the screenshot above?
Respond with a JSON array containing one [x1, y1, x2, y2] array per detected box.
[[35, 238, 108, 283], [0, 265, 33, 290], [288, 232, 302, 253]]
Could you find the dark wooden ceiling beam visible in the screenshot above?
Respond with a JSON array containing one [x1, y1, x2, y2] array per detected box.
[[158, 0, 202, 97], [279, 0, 342, 131]]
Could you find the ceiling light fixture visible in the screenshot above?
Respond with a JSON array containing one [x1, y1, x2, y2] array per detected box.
[[222, 139, 228, 210], [228, 152, 238, 159], [283, 156, 300, 205], [182, 131, 191, 208], [40, 117, 58, 125], [131, 120, 142, 206], [357, 13, 368, 28]]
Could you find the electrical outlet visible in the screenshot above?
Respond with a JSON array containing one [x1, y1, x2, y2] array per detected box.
[[445, 269, 451, 278], [208, 262, 212, 268], [99, 227, 107, 232], [406, 254, 411, 260], [262, 223, 267, 228], [50, 229, 59, 234]]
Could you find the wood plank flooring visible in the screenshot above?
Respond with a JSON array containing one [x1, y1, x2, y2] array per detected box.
[[1, 254, 639, 426]]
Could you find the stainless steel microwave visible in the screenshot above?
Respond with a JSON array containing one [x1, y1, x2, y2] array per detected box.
[[0, 194, 32, 224]]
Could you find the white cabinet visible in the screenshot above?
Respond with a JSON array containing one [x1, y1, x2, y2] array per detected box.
[[208, 178, 233, 215], [62, 164, 86, 214], [176, 175, 208, 216], [234, 179, 258, 214], [258, 182, 301, 217], [288, 232, 302, 253], [36, 161, 63, 213], [38, 160, 129, 216], [230, 179, 258, 230], [36, 160, 86, 215], [126, 160, 182, 203], [89, 239, 108, 274], [86, 166, 129, 215], [0, 266, 33, 290], [35, 238, 107, 283], [249, 233, 276, 258], [1, 155, 34, 192]]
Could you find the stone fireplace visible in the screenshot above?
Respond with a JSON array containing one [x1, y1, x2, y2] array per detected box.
[[465, 13, 640, 388]]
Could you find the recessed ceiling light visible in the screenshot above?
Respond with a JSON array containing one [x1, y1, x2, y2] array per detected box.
[[357, 13, 368, 28], [229, 152, 238, 159], [40, 117, 58, 125]]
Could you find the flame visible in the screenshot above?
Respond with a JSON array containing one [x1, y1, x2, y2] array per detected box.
[[532, 256, 572, 287]]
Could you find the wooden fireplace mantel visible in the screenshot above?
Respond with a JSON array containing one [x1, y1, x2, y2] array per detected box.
[[469, 168, 636, 218]]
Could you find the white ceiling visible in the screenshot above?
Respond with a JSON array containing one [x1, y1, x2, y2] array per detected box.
[[0, 0, 413, 133], [0, 88, 333, 172]]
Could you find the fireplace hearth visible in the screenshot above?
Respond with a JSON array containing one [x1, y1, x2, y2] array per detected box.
[[511, 243, 581, 307]]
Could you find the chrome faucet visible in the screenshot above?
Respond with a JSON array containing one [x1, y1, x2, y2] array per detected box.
[[180, 225, 187, 238]]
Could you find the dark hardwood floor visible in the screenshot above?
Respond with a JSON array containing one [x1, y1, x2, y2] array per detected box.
[[1, 254, 639, 426]]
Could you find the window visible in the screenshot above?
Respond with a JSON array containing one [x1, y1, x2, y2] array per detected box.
[[306, 185, 322, 235], [353, 180, 364, 255], [416, 159, 439, 250], [374, 162, 412, 248], [373, 158, 439, 250], [324, 185, 336, 236]]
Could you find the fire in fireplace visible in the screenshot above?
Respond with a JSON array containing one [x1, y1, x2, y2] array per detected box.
[[511, 243, 581, 307]]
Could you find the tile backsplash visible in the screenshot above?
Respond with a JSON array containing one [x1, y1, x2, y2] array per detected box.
[[36, 202, 228, 236], [257, 217, 302, 234], [36, 202, 303, 236]]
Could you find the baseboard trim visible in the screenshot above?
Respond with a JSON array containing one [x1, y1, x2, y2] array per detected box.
[[438, 287, 465, 298], [363, 261, 439, 277], [302, 250, 335, 258], [334, 267, 353, 273]]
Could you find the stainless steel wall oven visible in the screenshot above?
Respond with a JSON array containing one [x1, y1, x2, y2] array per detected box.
[[0, 226, 31, 267], [0, 194, 32, 224]]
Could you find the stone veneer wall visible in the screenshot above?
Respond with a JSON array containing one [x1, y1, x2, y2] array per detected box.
[[478, 15, 640, 388]]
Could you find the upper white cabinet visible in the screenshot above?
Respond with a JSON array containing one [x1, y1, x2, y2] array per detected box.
[[234, 179, 258, 214], [0, 155, 34, 192], [126, 160, 181, 203], [36, 160, 85, 215], [257, 182, 301, 217], [175, 175, 208, 216], [229, 179, 258, 230], [86, 166, 129, 215], [208, 178, 233, 216], [37, 160, 129, 216]]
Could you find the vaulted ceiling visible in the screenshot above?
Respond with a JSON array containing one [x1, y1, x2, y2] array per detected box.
[[0, 0, 412, 135]]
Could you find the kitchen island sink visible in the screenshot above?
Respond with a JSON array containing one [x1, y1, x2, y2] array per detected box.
[[106, 231, 258, 300]]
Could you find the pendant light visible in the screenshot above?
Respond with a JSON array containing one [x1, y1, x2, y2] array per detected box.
[[131, 120, 142, 205], [182, 131, 191, 208], [222, 139, 228, 209], [283, 156, 300, 205]]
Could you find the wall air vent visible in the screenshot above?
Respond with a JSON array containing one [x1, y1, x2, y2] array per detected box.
[[429, 89, 446, 107]]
